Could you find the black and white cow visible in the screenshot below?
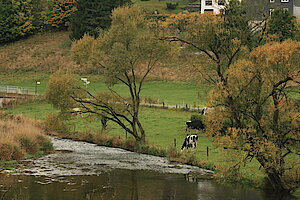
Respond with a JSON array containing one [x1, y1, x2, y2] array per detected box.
[[186, 120, 205, 132], [181, 135, 198, 151]]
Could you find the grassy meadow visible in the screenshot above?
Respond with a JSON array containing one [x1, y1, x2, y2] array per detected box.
[[133, 0, 188, 14], [0, 72, 210, 106]]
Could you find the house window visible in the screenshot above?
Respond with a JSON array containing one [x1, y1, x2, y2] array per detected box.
[[218, 0, 225, 5], [204, 9, 214, 14], [205, 0, 212, 6], [281, 0, 289, 2]]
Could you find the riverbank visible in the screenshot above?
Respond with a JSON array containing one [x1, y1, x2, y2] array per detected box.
[[5, 102, 300, 196], [1, 109, 299, 198], [2, 137, 213, 176], [0, 137, 298, 200]]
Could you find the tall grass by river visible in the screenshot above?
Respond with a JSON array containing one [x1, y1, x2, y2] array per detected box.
[[0, 113, 53, 161]]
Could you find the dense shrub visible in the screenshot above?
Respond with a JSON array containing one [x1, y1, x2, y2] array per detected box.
[[167, 146, 180, 158], [19, 136, 39, 154], [190, 114, 203, 121], [38, 137, 54, 153], [0, 143, 23, 161], [166, 3, 178, 10], [44, 113, 70, 136]]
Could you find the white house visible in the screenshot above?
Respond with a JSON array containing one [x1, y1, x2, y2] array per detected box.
[[294, 0, 300, 18], [200, 0, 228, 14]]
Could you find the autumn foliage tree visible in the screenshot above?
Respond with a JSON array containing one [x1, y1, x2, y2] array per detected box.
[[47, 0, 77, 30], [157, 0, 299, 192], [66, 5, 176, 143], [45, 71, 82, 113], [206, 40, 300, 192], [157, 0, 258, 84]]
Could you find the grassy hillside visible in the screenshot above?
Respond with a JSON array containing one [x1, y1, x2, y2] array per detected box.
[[0, 31, 77, 72], [134, 0, 189, 14]]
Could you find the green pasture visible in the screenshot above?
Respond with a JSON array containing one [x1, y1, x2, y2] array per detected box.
[[2, 72, 298, 105], [133, 0, 187, 14], [0, 72, 211, 106]]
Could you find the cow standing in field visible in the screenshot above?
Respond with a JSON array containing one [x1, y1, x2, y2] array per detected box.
[[185, 120, 205, 133], [181, 135, 198, 151], [201, 107, 207, 115]]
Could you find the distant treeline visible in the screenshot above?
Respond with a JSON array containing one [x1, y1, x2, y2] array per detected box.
[[0, 0, 130, 44]]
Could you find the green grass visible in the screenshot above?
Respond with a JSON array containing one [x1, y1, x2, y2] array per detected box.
[[6, 100, 59, 120], [0, 72, 210, 106], [0, 72, 50, 95], [0, 160, 19, 165], [133, 0, 188, 14]]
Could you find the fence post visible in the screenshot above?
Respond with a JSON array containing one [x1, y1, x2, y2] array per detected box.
[[174, 138, 176, 148], [206, 146, 209, 157]]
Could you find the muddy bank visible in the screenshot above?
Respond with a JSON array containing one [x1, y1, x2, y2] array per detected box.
[[2, 137, 213, 177]]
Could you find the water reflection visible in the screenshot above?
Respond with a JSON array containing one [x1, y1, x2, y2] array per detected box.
[[0, 170, 296, 200]]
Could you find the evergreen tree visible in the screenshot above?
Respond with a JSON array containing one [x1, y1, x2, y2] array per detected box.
[[0, 0, 35, 44], [267, 9, 297, 41], [69, 0, 131, 40], [47, 0, 77, 30], [0, 1, 18, 44], [31, 0, 48, 30]]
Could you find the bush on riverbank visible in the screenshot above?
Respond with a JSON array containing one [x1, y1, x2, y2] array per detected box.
[[0, 113, 53, 161]]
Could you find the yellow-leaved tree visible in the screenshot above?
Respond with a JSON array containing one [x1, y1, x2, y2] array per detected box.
[[67, 5, 177, 143], [206, 40, 300, 192]]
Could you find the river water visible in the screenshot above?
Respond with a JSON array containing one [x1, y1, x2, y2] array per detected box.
[[0, 138, 295, 200]]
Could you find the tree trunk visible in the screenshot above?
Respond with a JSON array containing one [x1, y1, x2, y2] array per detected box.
[[257, 156, 290, 193], [266, 170, 290, 193]]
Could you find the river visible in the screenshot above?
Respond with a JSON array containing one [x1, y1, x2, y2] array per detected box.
[[0, 138, 295, 200]]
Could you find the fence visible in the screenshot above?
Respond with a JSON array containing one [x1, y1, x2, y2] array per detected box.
[[0, 85, 35, 95], [141, 102, 207, 113]]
